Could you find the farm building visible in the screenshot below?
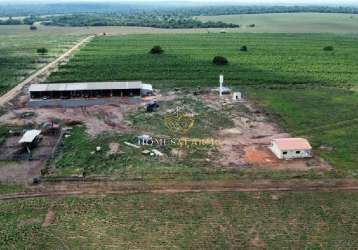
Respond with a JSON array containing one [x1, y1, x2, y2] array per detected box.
[[29, 81, 153, 99], [270, 138, 312, 160], [18, 130, 42, 148]]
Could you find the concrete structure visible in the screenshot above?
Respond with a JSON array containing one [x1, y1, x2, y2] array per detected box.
[[29, 81, 152, 99], [233, 92, 242, 101], [270, 138, 312, 160]]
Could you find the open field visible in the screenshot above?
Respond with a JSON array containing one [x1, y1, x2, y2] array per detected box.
[[0, 26, 88, 96], [1, 191, 358, 249], [48, 33, 358, 86], [45, 33, 358, 173], [197, 13, 358, 33], [0, 25, 229, 97]]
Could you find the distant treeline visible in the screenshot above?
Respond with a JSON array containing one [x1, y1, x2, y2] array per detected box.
[[0, 14, 238, 29], [37, 14, 238, 29], [0, 3, 150, 17], [1, 4, 358, 29], [0, 17, 23, 25], [173, 5, 358, 16]]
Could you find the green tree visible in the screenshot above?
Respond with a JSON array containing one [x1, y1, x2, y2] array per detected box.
[[323, 46, 334, 51], [240, 45, 248, 52], [150, 46, 164, 54], [37, 48, 48, 55], [213, 56, 228, 66]]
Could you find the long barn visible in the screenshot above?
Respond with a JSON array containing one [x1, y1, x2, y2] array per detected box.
[[29, 81, 152, 99]]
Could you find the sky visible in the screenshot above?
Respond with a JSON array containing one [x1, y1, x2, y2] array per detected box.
[[0, 0, 356, 5]]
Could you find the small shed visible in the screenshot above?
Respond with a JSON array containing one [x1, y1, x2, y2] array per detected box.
[[19, 130, 41, 145], [270, 138, 312, 160], [233, 92, 242, 101]]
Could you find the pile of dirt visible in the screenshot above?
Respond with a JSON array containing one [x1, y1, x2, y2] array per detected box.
[[42, 208, 55, 227], [171, 148, 188, 159], [243, 146, 278, 165], [107, 143, 120, 156]]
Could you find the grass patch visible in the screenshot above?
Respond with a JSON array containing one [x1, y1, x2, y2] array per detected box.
[[128, 96, 234, 138], [0, 182, 24, 194], [1, 191, 358, 249], [50, 126, 221, 180], [0, 126, 10, 145]]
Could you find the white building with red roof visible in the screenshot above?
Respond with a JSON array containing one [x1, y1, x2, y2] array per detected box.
[[270, 138, 312, 160]]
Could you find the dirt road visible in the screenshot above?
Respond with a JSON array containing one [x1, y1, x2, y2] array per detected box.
[[2, 178, 358, 200], [0, 35, 94, 107]]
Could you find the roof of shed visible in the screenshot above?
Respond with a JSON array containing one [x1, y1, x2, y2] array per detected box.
[[272, 138, 312, 151], [29, 82, 143, 92], [19, 130, 41, 144]]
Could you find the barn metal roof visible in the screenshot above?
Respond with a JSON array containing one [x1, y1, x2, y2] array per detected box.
[[272, 138, 312, 151], [141, 83, 153, 91], [29, 82, 143, 92], [18, 130, 41, 144]]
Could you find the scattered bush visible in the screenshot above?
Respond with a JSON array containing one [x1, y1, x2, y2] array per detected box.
[[248, 24, 256, 28], [30, 25, 37, 31], [240, 45, 248, 52], [213, 56, 229, 66], [37, 48, 48, 55], [150, 46, 164, 54], [323, 46, 334, 51]]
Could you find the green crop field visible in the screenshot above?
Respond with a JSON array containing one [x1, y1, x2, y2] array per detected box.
[[48, 33, 358, 86], [47, 33, 358, 173], [1, 191, 358, 249], [0, 26, 88, 96], [196, 13, 358, 33]]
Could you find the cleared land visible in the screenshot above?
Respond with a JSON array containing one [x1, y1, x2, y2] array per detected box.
[[196, 13, 358, 33], [46, 33, 358, 174], [1, 191, 358, 249]]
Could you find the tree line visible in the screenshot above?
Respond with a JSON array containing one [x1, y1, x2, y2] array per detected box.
[[1, 5, 358, 28], [3, 13, 238, 29]]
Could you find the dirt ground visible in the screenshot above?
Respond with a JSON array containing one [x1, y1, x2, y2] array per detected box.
[[42, 208, 55, 227], [0, 132, 60, 184], [0, 134, 59, 160], [0, 97, 142, 136], [200, 92, 333, 172], [0, 160, 43, 184]]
